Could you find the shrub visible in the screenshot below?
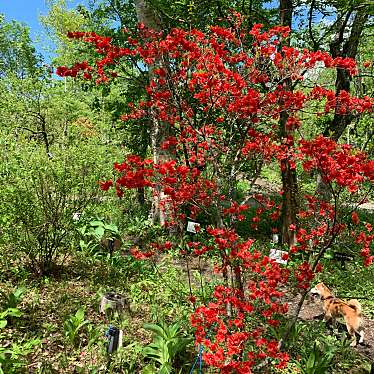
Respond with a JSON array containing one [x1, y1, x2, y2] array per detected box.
[[0, 138, 110, 275]]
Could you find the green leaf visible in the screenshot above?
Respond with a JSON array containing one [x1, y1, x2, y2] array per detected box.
[[93, 226, 105, 238], [141, 363, 157, 374], [159, 363, 173, 374], [75, 320, 90, 332], [104, 223, 119, 233], [306, 350, 316, 370], [167, 323, 180, 338], [90, 220, 104, 227], [13, 287, 26, 300], [5, 308, 22, 318], [144, 323, 169, 340], [75, 308, 85, 321], [77, 226, 87, 235]]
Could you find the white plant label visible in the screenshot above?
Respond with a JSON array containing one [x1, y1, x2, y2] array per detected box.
[[269, 248, 288, 265], [272, 234, 279, 243], [187, 221, 200, 233], [73, 212, 82, 221]]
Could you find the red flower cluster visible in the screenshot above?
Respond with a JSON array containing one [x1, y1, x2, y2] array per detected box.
[[353, 223, 374, 266], [101, 154, 217, 222], [310, 86, 373, 114], [99, 180, 113, 191], [294, 262, 314, 290], [191, 282, 289, 372], [299, 136, 373, 193]]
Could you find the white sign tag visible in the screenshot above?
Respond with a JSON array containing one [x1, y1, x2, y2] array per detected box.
[[187, 221, 200, 233], [73, 212, 82, 221], [269, 248, 288, 265]]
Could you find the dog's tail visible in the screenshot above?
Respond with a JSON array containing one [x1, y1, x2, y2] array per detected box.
[[348, 299, 362, 315]]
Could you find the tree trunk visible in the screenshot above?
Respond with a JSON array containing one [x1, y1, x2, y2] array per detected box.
[[134, 0, 170, 224], [279, 0, 293, 29], [324, 10, 368, 141], [279, 112, 298, 247], [134, 0, 160, 30], [39, 115, 51, 157], [317, 9, 368, 197], [279, 0, 297, 247]]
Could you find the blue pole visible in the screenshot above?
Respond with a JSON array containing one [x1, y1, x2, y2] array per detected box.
[[198, 343, 203, 374], [189, 344, 203, 374]]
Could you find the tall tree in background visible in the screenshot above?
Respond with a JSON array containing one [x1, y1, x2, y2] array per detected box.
[[0, 15, 53, 155], [278, 0, 299, 246], [0, 14, 40, 78], [305, 3, 370, 144], [300, 1, 372, 197]]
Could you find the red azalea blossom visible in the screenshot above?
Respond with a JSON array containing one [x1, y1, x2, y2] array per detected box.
[[99, 180, 113, 191], [352, 212, 360, 225]]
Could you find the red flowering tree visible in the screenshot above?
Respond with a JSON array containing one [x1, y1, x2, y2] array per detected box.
[[58, 16, 373, 371]]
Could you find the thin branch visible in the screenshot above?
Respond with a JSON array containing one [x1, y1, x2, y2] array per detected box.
[[308, 0, 318, 51]]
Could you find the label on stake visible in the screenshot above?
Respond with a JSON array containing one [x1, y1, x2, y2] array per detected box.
[[269, 248, 288, 265], [187, 221, 200, 234]]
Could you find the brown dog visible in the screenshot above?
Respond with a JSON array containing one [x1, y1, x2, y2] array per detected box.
[[310, 282, 364, 346]]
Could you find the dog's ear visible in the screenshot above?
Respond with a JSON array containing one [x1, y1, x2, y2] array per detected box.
[[321, 283, 332, 292]]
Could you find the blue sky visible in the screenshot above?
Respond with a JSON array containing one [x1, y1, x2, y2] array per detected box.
[[0, 0, 85, 61], [1, 0, 50, 37]]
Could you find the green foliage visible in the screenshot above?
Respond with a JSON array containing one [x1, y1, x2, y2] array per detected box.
[[0, 14, 40, 78], [130, 257, 191, 323], [143, 321, 192, 374], [40, 0, 87, 67], [6, 155, 96, 275], [63, 307, 90, 347], [269, 317, 305, 347], [106, 342, 144, 374], [0, 287, 25, 310], [77, 216, 120, 251], [0, 337, 40, 374], [90, 220, 119, 240], [0, 308, 22, 329], [0, 290, 27, 372], [86, 324, 103, 349], [0, 87, 120, 273], [124, 217, 165, 247], [296, 336, 347, 374]]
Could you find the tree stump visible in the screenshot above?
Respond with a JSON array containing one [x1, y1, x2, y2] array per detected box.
[[101, 238, 121, 256]]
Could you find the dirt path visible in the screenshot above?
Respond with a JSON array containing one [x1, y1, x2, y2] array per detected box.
[[286, 294, 374, 362]]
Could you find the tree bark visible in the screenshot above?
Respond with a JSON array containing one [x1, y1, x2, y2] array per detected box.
[[279, 0, 293, 29], [317, 9, 368, 198], [324, 9, 369, 141], [134, 0, 170, 224], [134, 0, 160, 29], [279, 0, 298, 247], [279, 112, 298, 247]]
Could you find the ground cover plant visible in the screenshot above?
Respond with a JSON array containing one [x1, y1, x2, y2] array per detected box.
[[0, 1, 373, 373]]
